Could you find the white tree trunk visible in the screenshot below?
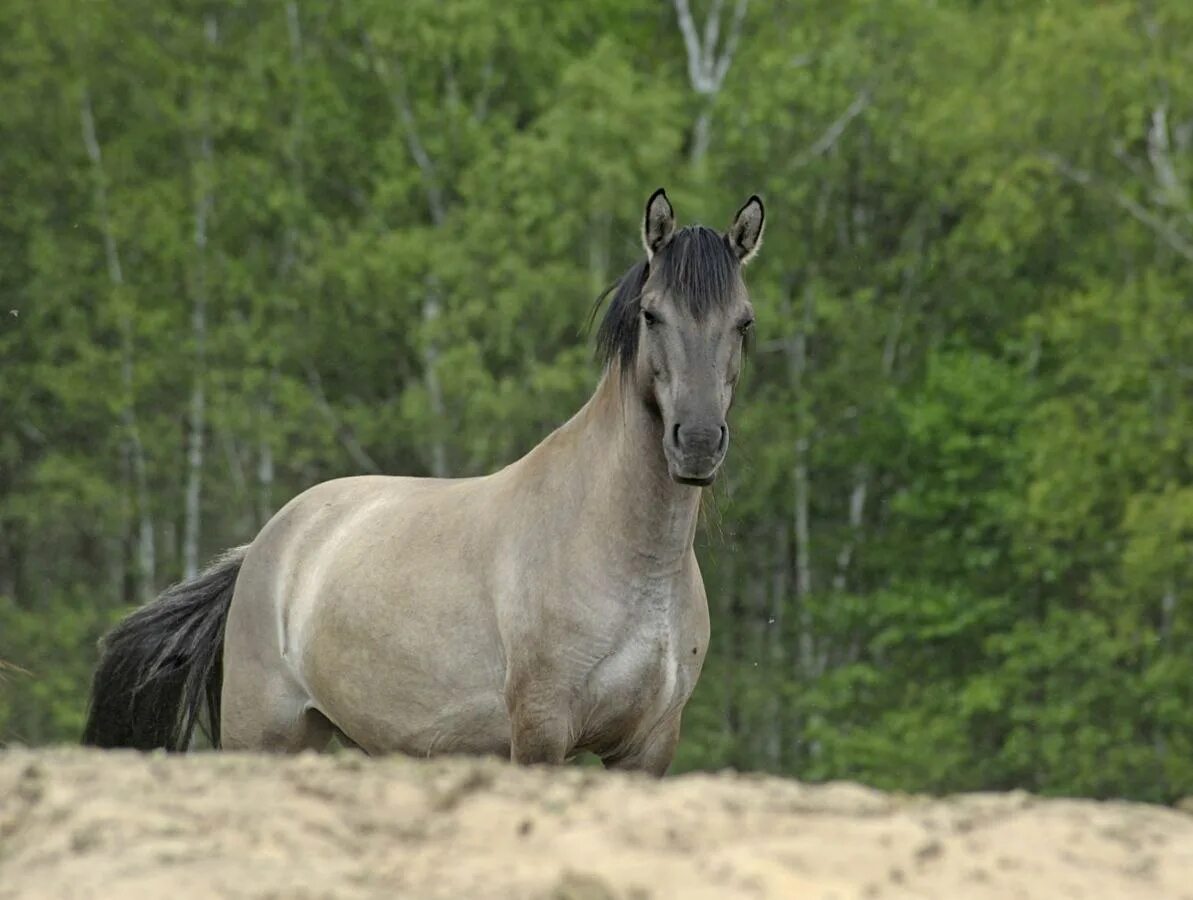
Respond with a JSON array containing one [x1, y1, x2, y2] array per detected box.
[[257, 394, 275, 526], [832, 474, 867, 593], [765, 523, 788, 768], [421, 284, 449, 478], [281, 0, 305, 275], [80, 88, 156, 601], [366, 37, 450, 476], [789, 279, 815, 678], [720, 548, 742, 756], [219, 429, 254, 534], [183, 14, 218, 579], [671, 0, 749, 165]]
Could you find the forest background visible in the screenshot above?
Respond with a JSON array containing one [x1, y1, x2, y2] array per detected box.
[[1, 0, 1191, 803]]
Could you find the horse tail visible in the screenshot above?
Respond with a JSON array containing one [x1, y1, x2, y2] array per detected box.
[[82, 545, 248, 751]]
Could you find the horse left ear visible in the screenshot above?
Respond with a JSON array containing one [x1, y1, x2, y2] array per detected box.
[[642, 188, 677, 260], [728, 195, 765, 264]]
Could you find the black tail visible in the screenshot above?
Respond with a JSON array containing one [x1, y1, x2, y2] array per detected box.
[[82, 546, 247, 750]]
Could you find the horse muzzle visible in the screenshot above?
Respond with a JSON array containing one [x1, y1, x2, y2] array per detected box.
[[666, 421, 728, 486]]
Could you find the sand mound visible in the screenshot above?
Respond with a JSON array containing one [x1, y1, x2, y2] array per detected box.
[[2, 749, 1191, 899]]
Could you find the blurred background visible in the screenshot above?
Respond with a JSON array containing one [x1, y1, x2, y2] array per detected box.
[[1, 0, 1190, 803]]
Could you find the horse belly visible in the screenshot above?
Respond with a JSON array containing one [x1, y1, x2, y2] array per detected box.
[[299, 575, 511, 757], [289, 518, 510, 755]]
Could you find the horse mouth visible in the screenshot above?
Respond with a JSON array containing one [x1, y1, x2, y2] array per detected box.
[[665, 450, 722, 487], [672, 471, 717, 487]]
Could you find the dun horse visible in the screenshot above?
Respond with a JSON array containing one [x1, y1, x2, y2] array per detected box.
[[83, 189, 765, 774]]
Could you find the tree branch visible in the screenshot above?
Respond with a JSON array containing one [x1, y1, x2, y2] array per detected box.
[[363, 34, 446, 226], [672, 0, 711, 94], [701, 0, 725, 73], [711, 0, 749, 87], [1147, 105, 1188, 209], [305, 366, 381, 474], [1041, 152, 1193, 265], [791, 90, 871, 168], [672, 0, 750, 95], [79, 90, 123, 287], [472, 52, 496, 122]]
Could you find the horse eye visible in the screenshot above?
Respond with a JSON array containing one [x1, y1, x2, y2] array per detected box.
[[738, 318, 755, 336], [642, 309, 661, 328]]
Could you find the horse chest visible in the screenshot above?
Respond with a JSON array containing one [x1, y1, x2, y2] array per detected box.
[[600, 631, 679, 698], [579, 612, 690, 743]]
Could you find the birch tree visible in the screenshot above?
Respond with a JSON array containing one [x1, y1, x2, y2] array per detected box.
[[671, 0, 749, 165], [79, 88, 156, 602], [182, 14, 219, 579]]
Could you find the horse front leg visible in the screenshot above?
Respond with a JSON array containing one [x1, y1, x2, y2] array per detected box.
[[601, 713, 682, 777], [505, 676, 573, 765]]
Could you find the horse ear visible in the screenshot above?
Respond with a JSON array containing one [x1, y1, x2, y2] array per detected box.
[[642, 188, 676, 259], [728, 195, 765, 264]]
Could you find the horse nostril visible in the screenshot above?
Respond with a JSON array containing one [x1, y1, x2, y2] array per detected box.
[[672, 423, 727, 456]]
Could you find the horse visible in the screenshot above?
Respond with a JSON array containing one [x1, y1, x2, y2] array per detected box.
[[82, 188, 765, 775]]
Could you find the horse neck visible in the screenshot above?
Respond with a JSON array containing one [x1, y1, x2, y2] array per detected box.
[[564, 369, 703, 575]]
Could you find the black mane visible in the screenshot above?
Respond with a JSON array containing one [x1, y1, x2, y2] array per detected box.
[[594, 226, 740, 371]]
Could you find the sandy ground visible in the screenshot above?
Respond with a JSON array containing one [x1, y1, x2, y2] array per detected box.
[[2, 749, 1192, 899]]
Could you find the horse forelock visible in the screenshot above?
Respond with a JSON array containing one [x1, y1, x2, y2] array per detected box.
[[594, 226, 740, 372]]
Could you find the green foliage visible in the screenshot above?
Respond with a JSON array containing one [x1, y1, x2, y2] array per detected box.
[[1, 0, 1191, 803], [0, 595, 119, 746]]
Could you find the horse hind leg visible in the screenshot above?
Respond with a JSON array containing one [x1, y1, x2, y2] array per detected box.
[[221, 658, 333, 753]]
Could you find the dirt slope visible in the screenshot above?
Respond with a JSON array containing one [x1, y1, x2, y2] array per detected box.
[[1, 749, 1191, 899]]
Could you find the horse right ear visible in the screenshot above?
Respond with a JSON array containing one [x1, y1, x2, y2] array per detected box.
[[728, 195, 765, 264], [642, 188, 676, 260]]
